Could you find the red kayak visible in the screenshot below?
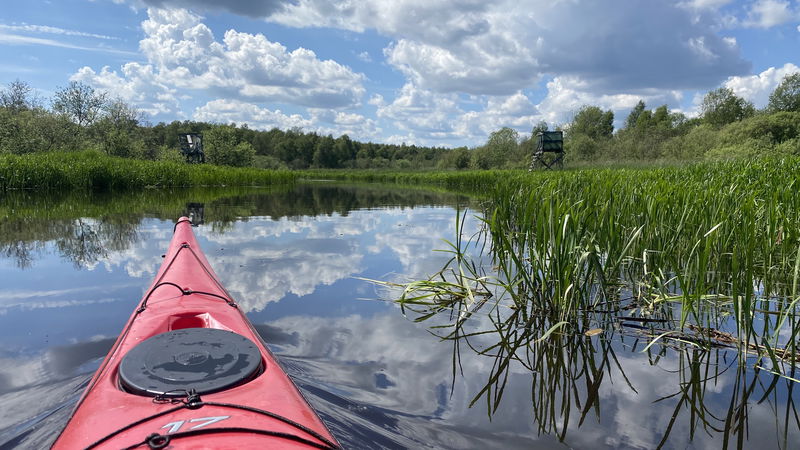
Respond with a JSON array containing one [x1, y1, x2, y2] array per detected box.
[[53, 218, 340, 449]]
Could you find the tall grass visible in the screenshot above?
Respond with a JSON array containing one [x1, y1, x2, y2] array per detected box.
[[377, 158, 800, 387], [360, 158, 800, 448], [299, 168, 510, 195], [0, 151, 296, 191], [491, 160, 800, 354]]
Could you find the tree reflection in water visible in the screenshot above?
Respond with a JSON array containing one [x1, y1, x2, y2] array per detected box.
[[0, 184, 470, 269]]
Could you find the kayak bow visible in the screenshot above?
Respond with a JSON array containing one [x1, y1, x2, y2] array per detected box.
[[53, 217, 340, 450]]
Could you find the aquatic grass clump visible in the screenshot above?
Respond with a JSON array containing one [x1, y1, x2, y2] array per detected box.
[[381, 158, 800, 390], [488, 160, 800, 343], [0, 151, 297, 191], [361, 159, 800, 449]]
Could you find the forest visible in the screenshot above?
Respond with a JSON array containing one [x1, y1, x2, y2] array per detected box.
[[1, 73, 799, 170]]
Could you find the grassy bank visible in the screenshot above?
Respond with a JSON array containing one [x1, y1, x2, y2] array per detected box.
[[0, 151, 296, 191], [298, 168, 515, 195]]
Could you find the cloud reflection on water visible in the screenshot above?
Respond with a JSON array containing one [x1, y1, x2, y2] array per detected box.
[[262, 310, 798, 449], [192, 208, 476, 313], [1, 184, 797, 449]]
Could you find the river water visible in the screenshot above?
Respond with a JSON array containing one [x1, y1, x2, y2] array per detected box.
[[0, 183, 797, 449]]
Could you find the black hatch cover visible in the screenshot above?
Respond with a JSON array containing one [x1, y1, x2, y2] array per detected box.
[[119, 328, 262, 397]]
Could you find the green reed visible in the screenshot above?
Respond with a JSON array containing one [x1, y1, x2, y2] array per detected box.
[[500, 160, 800, 359], [299, 168, 510, 195], [377, 158, 800, 386], [383, 266, 800, 446], [0, 151, 296, 191]]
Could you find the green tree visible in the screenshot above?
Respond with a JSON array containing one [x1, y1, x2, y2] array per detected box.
[[532, 120, 548, 135], [274, 138, 295, 164], [487, 127, 520, 168], [253, 155, 287, 169], [701, 87, 755, 128], [204, 125, 255, 167], [91, 98, 145, 158], [437, 147, 470, 169], [570, 106, 614, 139], [624, 100, 646, 130], [52, 81, 108, 126], [333, 135, 354, 168], [34, 109, 82, 152], [98, 128, 145, 158], [652, 105, 670, 128], [104, 98, 142, 130], [768, 73, 800, 112], [470, 145, 492, 169], [634, 110, 653, 131], [0, 108, 40, 154], [566, 133, 599, 160], [0, 107, 80, 154], [295, 132, 317, 168], [0, 79, 38, 113], [312, 135, 335, 168]]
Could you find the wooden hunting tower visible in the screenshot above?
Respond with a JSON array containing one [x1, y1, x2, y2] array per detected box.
[[179, 133, 205, 164], [530, 131, 564, 170]]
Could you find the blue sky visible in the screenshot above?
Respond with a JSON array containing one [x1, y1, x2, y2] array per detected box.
[[1, 0, 798, 147]]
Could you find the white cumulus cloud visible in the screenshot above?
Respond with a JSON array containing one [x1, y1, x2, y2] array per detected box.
[[194, 99, 313, 130], [71, 64, 182, 117], [71, 7, 367, 127], [138, 8, 365, 108], [724, 63, 800, 107], [744, 0, 799, 28], [375, 83, 462, 135], [193, 99, 380, 141], [84, 0, 793, 146], [535, 76, 685, 128], [272, 0, 749, 95]]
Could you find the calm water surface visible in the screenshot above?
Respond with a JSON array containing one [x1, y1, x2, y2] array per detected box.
[[0, 183, 797, 449]]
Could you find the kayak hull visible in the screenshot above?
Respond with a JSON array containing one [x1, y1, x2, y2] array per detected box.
[[52, 218, 339, 449]]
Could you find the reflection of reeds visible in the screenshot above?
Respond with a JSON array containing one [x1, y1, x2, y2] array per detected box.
[[370, 159, 800, 445], [653, 350, 799, 450], [376, 258, 800, 446]]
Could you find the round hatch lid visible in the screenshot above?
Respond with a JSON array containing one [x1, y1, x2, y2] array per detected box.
[[119, 328, 262, 397]]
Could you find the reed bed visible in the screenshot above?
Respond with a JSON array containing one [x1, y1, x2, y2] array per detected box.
[[299, 168, 509, 194], [0, 151, 296, 191], [493, 160, 800, 346], [377, 158, 800, 390]]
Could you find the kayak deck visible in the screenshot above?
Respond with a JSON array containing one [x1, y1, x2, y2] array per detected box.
[[52, 218, 339, 449]]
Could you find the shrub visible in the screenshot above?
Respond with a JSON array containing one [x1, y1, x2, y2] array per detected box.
[[253, 155, 288, 170], [156, 145, 185, 163], [718, 112, 800, 147], [205, 125, 256, 167]]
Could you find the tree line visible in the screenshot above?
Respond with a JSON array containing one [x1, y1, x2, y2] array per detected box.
[[1, 73, 799, 170], [0, 80, 453, 170], [562, 74, 800, 163]]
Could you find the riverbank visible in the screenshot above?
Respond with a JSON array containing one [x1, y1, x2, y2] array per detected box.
[[0, 151, 296, 191]]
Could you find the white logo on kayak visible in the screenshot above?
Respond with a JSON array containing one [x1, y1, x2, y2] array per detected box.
[[161, 416, 231, 434]]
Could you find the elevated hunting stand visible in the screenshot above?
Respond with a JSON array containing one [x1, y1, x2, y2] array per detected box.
[[530, 131, 564, 170], [179, 133, 205, 164]]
